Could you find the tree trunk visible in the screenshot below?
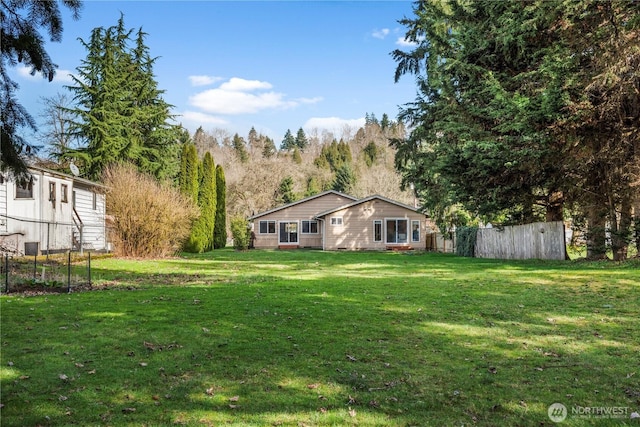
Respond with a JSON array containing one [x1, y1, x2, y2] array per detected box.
[[611, 196, 632, 261], [545, 191, 564, 222], [586, 205, 607, 260]]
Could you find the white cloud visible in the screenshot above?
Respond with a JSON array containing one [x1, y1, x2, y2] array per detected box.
[[189, 77, 319, 115], [396, 36, 418, 47], [180, 110, 229, 126], [16, 66, 75, 83], [189, 75, 222, 87], [220, 77, 272, 92], [304, 117, 365, 133], [372, 28, 390, 39]]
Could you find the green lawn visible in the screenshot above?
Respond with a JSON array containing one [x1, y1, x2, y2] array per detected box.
[[1, 250, 639, 426]]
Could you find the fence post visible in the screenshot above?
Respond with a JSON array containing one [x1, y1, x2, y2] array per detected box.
[[88, 252, 91, 285], [67, 251, 72, 293], [33, 253, 37, 280], [4, 254, 8, 293]]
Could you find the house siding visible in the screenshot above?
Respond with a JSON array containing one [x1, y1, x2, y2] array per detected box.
[[0, 168, 107, 254], [322, 199, 428, 251], [252, 193, 354, 249]]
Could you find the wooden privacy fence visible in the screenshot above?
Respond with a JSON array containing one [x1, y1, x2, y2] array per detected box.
[[474, 221, 566, 260]]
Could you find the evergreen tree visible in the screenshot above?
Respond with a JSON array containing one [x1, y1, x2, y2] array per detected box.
[[185, 152, 216, 252], [213, 164, 228, 249], [292, 147, 302, 164], [380, 113, 390, 131], [363, 141, 379, 167], [179, 142, 199, 202], [1, 0, 82, 179], [65, 15, 180, 180], [305, 176, 321, 197], [295, 127, 309, 151], [277, 176, 297, 204], [281, 129, 295, 151], [232, 133, 249, 163], [262, 137, 277, 158], [332, 164, 355, 194]]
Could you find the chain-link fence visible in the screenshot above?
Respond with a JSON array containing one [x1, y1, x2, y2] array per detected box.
[[0, 252, 93, 294]]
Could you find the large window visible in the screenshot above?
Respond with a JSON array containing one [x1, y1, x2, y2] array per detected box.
[[16, 177, 33, 199], [49, 182, 56, 202], [301, 220, 318, 234], [259, 220, 276, 234], [279, 221, 298, 244], [373, 220, 382, 242], [386, 219, 408, 244], [412, 220, 421, 242], [61, 184, 68, 203]]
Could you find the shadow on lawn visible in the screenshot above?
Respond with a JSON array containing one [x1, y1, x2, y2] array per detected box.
[[2, 251, 639, 426]]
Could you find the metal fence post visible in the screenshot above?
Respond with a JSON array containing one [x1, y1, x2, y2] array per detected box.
[[67, 251, 72, 293], [88, 252, 92, 285], [4, 254, 8, 293]]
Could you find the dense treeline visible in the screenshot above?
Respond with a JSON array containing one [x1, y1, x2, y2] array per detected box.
[[392, 0, 639, 260]]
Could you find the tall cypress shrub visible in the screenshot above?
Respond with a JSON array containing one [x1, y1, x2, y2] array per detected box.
[[213, 164, 227, 249], [179, 143, 199, 201], [185, 152, 216, 252]]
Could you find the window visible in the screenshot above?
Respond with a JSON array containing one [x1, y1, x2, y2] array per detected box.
[[61, 184, 68, 203], [16, 177, 33, 199], [330, 217, 343, 226], [373, 220, 382, 242], [259, 220, 276, 234], [412, 220, 421, 242], [386, 219, 408, 244], [301, 220, 318, 234], [49, 182, 56, 202], [279, 221, 298, 244], [92, 192, 97, 210]]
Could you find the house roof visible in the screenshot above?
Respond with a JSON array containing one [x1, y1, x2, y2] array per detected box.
[[314, 194, 427, 219], [248, 190, 358, 220], [25, 164, 107, 190]]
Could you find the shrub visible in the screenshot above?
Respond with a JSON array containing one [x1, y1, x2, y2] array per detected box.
[[102, 163, 199, 258], [230, 217, 250, 250]]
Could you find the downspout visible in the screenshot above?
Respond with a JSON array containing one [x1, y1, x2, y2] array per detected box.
[[317, 217, 325, 251]]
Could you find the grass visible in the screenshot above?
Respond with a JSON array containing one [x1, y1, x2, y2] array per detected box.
[[1, 250, 639, 426]]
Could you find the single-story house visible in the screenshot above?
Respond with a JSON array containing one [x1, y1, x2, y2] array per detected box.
[[0, 165, 108, 255], [248, 190, 432, 250]]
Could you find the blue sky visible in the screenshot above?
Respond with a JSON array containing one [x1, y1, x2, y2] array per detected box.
[[11, 1, 418, 144]]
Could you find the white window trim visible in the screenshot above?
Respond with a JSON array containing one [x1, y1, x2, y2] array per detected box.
[[373, 220, 382, 242], [278, 220, 299, 244], [412, 220, 421, 242], [330, 217, 343, 226], [259, 220, 277, 234], [301, 220, 319, 234], [385, 217, 409, 244]]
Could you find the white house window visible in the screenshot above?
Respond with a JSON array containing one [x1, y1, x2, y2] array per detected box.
[[373, 220, 382, 242], [301, 220, 318, 234], [16, 177, 33, 199], [386, 219, 408, 244], [61, 184, 68, 203], [259, 220, 276, 234], [412, 220, 421, 242], [279, 221, 298, 244], [49, 182, 56, 202], [330, 217, 343, 226]]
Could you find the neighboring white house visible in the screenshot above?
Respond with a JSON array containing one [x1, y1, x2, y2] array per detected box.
[[0, 166, 107, 255]]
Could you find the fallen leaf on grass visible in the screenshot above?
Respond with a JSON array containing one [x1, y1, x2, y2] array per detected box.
[[59, 374, 69, 381], [348, 408, 356, 417], [307, 383, 319, 389], [205, 387, 215, 396], [346, 354, 357, 362], [229, 396, 240, 402], [19, 375, 30, 380], [122, 407, 136, 414], [58, 395, 68, 401], [488, 367, 497, 374], [229, 404, 239, 409]]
